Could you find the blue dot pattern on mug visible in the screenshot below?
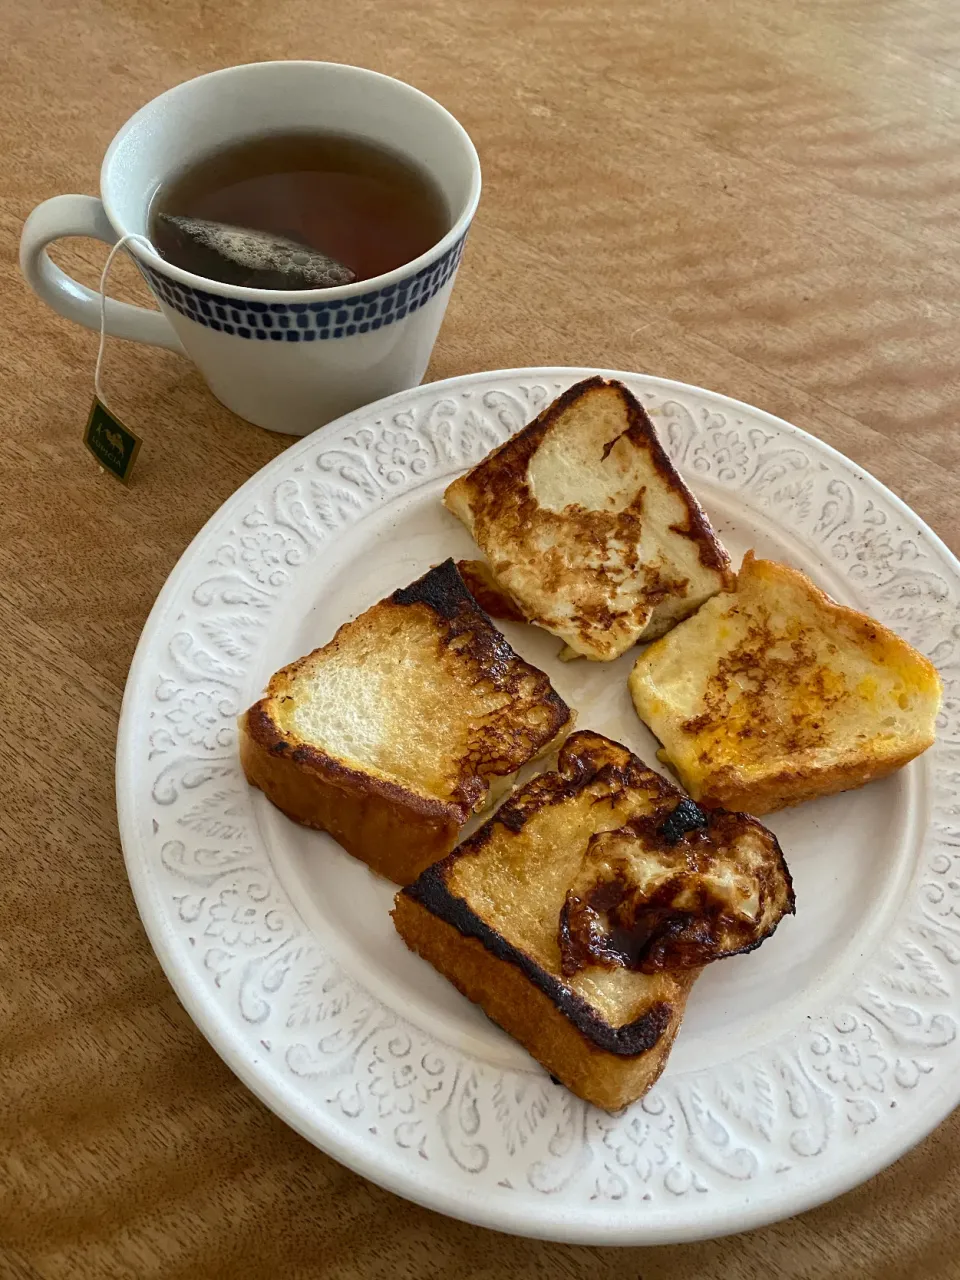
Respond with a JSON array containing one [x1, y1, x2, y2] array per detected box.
[[140, 232, 467, 341]]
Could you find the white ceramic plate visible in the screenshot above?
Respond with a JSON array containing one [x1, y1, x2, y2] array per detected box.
[[117, 368, 960, 1244]]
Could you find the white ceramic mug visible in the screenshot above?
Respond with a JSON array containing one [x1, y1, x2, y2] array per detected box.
[[19, 61, 481, 435]]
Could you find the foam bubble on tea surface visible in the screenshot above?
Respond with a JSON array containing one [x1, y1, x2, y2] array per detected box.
[[156, 214, 356, 289]]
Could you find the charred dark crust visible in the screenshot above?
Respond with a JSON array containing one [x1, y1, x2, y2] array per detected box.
[[391, 556, 476, 620], [402, 864, 674, 1056], [657, 797, 710, 843]]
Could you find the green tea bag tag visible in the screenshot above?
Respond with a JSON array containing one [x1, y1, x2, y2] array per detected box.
[[85, 232, 152, 484], [83, 397, 142, 483]]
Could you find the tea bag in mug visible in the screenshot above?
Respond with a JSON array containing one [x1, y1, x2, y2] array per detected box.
[[156, 214, 356, 290]]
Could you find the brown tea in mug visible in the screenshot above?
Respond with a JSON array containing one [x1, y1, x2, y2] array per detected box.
[[149, 131, 450, 289]]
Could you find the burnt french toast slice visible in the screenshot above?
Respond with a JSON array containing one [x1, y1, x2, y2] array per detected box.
[[559, 802, 794, 977], [629, 552, 943, 814], [444, 377, 734, 661], [393, 731, 792, 1111], [239, 559, 573, 884]]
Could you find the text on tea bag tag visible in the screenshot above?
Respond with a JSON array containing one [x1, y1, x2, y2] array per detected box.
[[83, 234, 149, 484]]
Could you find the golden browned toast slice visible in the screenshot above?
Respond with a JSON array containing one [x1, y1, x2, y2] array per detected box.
[[629, 552, 943, 815], [239, 559, 573, 884], [393, 731, 792, 1111], [444, 377, 733, 661]]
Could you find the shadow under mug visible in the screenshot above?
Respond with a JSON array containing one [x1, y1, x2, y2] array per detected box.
[[19, 61, 481, 435]]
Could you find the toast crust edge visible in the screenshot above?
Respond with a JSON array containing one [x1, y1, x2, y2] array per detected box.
[[240, 703, 462, 884], [695, 743, 934, 816], [400, 858, 675, 1057], [392, 893, 695, 1111]]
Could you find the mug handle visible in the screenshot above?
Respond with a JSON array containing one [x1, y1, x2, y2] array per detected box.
[[20, 194, 182, 351]]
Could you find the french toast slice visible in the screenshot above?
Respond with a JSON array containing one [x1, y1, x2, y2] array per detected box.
[[239, 559, 573, 884], [393, 731, 792, 1111], [629, 552, 943, 815], [444, 377, 733, 661]]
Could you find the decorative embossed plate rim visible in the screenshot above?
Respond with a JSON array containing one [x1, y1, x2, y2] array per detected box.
[[117, 367, 960, 1244]]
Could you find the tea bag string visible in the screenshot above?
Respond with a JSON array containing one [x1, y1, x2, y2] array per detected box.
[[94, 233, 154, 408]]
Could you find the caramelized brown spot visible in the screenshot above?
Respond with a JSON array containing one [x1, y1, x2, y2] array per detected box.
[[558, 804, 794, 976], [681, 604, 850, 758]]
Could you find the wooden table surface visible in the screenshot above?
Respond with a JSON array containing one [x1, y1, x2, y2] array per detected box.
[[4, 0, 960, 1276]]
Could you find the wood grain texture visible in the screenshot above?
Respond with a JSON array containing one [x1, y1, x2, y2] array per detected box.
[[2, 0, 959, 1275]]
